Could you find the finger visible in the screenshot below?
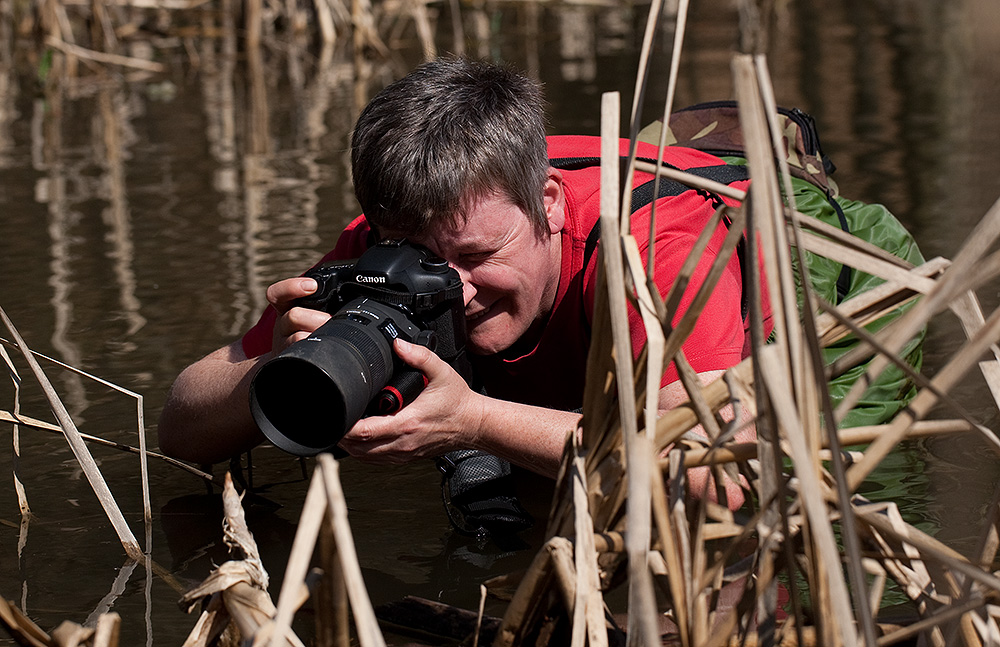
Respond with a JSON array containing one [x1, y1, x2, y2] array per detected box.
[[338, 441, 401, 464], [271, 303, 330, 352], [338, 435, 394, 461], [339, 421, 407, 463], [393, 338, 446, 377], [282, 306, 330, 335], [266, 277, 318, 311]]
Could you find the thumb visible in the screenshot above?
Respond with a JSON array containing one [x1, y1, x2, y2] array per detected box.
[[393, 338, 445, 377]]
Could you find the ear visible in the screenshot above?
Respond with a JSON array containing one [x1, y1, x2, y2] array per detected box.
[[543, 167, 566, 235]]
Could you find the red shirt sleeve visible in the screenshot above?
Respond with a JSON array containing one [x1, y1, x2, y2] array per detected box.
[[240, 216, 373, 358]]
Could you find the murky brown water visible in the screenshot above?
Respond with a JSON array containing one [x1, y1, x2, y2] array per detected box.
[[1, 0, 999, 644]]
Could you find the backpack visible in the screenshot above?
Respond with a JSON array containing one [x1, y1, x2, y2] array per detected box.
[[555, 102, 925, 429]]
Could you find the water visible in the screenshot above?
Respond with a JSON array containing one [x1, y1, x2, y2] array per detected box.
[[1, 0, 1000, 643]]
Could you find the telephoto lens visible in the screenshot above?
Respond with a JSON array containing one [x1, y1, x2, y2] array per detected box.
[[249, 298, 422, 456], [248, 238, 468, 456]]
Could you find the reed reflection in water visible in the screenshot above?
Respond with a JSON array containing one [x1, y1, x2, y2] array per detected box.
[[0, 0, 999, 644]]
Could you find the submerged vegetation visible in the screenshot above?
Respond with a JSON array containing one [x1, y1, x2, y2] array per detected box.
[[3, 0, 1000, 645]]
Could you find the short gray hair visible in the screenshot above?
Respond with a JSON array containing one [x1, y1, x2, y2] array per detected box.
[[351, 57, 550, 238]]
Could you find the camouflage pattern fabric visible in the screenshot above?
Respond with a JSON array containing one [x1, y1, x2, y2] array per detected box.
[[638, 101, 838, 197], [638, 103, 925, 429]]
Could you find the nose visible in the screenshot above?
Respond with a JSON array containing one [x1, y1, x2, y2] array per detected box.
[[461, 281, 478, 307], [450, 262, 477, 306]]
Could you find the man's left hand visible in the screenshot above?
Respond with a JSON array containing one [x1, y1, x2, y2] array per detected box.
[[338, 338, 486, 463]]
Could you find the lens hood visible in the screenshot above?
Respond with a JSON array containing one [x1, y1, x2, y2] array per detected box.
[[249, 314, 395, 456]]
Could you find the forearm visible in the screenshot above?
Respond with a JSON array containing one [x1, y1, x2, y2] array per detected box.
[[658, 370, 754, 508], [471, 395, 579, 478], [157, 343, 266, 464]]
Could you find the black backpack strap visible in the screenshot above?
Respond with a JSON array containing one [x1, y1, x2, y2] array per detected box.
[[560, 156, 751, 336], [828, 196, 853, 302], [550, 156, 750, 213]]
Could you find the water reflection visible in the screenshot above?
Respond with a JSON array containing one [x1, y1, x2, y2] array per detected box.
[[35, 94, 90, 417], [0, 0, 999, 643]]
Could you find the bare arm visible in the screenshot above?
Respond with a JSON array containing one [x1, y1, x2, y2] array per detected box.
[[338, 339, 577, 477], [159, 292, 751, 493], [658, 369, 755, 508], [157, 276, 329, 464], [157, 341, 266, 464], [338, 342, 752, 488]]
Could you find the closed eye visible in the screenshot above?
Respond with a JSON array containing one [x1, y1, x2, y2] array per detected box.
[[459, 250, 496, 263]]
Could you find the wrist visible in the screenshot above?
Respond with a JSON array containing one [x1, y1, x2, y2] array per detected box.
[[462, 389, 490, 451]]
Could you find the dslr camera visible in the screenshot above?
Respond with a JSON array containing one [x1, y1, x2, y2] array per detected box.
[[249, 238, 470, 456]]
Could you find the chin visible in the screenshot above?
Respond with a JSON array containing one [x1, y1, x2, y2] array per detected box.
[[465, 326, 507, 356], [466, 338, 508, 356], [465, 319, 526, 357]]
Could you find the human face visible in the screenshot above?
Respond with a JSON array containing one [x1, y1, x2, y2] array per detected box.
[[402, 176, 565, 356]]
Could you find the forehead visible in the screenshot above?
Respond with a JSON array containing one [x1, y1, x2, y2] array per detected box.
[[419, 195, 530, 253]]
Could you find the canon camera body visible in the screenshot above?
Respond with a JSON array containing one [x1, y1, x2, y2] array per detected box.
[[249, 239, 469, 456]]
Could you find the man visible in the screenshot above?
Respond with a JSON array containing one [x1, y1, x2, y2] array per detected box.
[[158, 58, 766, 503]]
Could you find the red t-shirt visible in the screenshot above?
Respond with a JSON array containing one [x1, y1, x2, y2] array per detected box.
[[242, 136, 771, 411]]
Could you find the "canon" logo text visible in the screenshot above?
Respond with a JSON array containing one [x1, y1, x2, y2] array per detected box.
[[356, 275, 386, 284]]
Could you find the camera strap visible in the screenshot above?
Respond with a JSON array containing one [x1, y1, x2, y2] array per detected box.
[[435, 449, 534, 539]]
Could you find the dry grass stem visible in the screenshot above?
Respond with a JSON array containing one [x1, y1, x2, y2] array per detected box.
[[1, 344, 30, 517], [0, 306, 142, 561], [7, 0, 1000, 644]]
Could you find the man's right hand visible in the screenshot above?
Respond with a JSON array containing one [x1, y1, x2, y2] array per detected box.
[[266, 277, 332, 354]]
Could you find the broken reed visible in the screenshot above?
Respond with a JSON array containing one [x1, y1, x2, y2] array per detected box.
[[5, 0, 435, 78], [173, 68, 1000, 647], [6, 0, 1000, 644]]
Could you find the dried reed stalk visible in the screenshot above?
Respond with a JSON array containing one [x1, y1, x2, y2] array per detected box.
[[315, 516, 350, 647], [180, 473, 295, 647], [493, 31, 1000, 646], [678, 418, 977, 468], [260, 455, 384, 647], [597, 91, 661, 647], [0, 335, 161, 534], [0, 408, 215, 482], [1, 343, 29, 517], [0, 597, 53, 647], [570, 450, 609, 647], [493, 537, 577, 646], [0, 306, 142, 561], [45, 36, 163, 72], [762, 52, 877, 645], [0, 598, 123, 647]]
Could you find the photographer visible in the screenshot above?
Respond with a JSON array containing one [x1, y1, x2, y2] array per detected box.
[[158, 57, 768, 505]]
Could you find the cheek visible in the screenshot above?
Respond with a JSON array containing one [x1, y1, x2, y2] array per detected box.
[[466, 265, 519, 296]]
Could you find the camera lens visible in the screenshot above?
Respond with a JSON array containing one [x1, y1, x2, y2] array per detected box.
[[249, 313, 394, 456]]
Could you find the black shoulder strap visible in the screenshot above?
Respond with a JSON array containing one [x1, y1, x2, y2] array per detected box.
[[550, 156, 749, 268], [828, 198, 853, 302], [551, 155, 751, 335], [550, 156, 749, 218]]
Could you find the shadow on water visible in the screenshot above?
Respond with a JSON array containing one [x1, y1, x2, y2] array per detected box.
[[1, 0, 1000, 643]]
